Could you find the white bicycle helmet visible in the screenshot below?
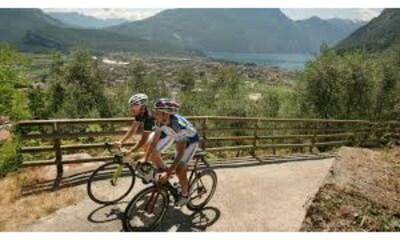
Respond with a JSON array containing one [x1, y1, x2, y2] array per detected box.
[[128, 93, 148, 106]]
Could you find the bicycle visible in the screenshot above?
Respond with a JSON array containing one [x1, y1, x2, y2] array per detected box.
[[122, 151, 218, 232], [87, 142, 140, 205]]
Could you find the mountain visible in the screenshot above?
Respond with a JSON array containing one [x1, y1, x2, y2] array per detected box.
[[107, 8, 365, 54], [336, 9, 400, 53], [47, 12, 128, 29], [296, 17, 365, 51], [0, 9, 189, 55], [0, 8, 367, 55], [0, 8, 65, 43]]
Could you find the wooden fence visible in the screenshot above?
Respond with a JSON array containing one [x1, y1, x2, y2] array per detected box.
[[17, 116, 400, 187]]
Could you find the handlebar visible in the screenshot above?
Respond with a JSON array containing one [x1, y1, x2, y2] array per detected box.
[[105, 142, 124, 163]]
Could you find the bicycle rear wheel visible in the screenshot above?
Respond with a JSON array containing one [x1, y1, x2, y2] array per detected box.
[[187, 169, 218, 211], [123, 186, 169, 232], [87, 162, 135, 205]]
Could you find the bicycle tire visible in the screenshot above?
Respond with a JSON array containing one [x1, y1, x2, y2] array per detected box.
[[87, 162, 135, 205], [123, 186, 169, 232], [187, 169, 218, 211]]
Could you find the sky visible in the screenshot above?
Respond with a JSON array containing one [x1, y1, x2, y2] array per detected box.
[[42, 8, 384, 22]]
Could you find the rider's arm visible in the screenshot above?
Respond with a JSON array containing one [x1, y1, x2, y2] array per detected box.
[[167, 141, 186, 177], [144, 128, 162, 162], [117, 121, 140, 146], [126, 131, 150, 154]]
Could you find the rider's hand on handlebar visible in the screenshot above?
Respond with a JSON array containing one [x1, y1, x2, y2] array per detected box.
[[114, 141, 123, 150], [121, 148, 130, 156], [159, 172, 169, 183]]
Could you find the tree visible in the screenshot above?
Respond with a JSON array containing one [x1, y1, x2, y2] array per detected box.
[[375, 62, 400, 120], [0, 44, 31, 120], [338, 51, 378, 119], [27, 88, 49, 119], [127, 59, 147, 95], [295, 46, 342, 119], [177, 65, 195, 92], [295, 45, 381, 120], [47, 47, 112, 118]]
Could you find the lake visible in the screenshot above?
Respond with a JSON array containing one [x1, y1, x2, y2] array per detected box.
[[206, 52, 313, 70]]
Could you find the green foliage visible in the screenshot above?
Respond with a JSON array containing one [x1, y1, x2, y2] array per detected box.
[[47, 47, 113, 118], [375, 65, 400, 120], [0, 44, 32, 120], [10, 91, 31, 120], [177, 65, 195, 92], [127, 59, 147, 94], [0, 138, 22, 178], [296, 46, 382, 120], [27, 88, 49, 119]]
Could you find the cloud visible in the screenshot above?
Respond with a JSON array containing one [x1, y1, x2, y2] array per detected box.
[[358, 8, 383, 21]]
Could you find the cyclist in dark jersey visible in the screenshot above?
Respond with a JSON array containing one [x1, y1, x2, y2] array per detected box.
[[144, 98, 200, 206], [115, 93, 173, 169]]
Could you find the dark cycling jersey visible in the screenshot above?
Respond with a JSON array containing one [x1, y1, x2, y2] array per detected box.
[[134, 108, 155, 132], [135, 108, 167, 138], [157, 114, 199, 144]]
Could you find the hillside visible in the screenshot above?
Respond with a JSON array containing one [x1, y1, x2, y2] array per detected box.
[[108, 8, 364, 54], [0, 9, 189, 55], [0, 8, 65, 43], [47, 12, 128, 29], [336, 9, 400, 53], [296, 17, 365, 51], [0, 8, 366, 55]]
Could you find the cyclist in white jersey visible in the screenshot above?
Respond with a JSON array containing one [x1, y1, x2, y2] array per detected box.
[[144, 98, 200, 206]]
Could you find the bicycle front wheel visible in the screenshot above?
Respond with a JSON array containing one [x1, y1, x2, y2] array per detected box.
[[187, 169, 218, 211], [87, 162, 135, 205], [123, 186, 170, 232]]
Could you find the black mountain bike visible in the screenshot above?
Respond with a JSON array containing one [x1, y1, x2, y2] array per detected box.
[[87, 143, 139, 205], [122, 151, 218, 232]]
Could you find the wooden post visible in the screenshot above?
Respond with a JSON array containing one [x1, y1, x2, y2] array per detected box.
[[272, 128, 276, 155], [251, 119, 260, 158], [311, 122, 318, 153], [53, 123, 63, 190], [201, 118, 207, 151]]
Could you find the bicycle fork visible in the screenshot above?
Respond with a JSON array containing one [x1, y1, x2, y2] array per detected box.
[[189, 176, 207, 200], [144, 190, 161, 214], [111, 164, 124, 186]]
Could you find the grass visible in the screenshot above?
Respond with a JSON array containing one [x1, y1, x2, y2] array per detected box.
[[0, 167, 84, 231], [301, 146, 400, 232]]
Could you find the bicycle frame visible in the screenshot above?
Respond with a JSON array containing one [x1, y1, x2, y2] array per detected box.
[[143, 155, 208, 214]]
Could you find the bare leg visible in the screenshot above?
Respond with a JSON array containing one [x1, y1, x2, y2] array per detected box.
[[149, 152, 166, 169], [176, 165, 189, 196]]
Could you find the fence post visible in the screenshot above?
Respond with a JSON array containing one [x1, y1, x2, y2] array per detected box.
[[311, 121, 318, 153], [251, 119, 260, 158], [201, 118, 207, 151], [53, 122, 63, 189], [363, 122, 374, 147], [272, 128, 276, 155]]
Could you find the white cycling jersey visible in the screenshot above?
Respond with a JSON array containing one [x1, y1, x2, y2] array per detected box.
[[156, 114, 199, 144]]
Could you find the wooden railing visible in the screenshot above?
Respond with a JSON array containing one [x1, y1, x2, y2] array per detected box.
[[16, 116, 400, 187]]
